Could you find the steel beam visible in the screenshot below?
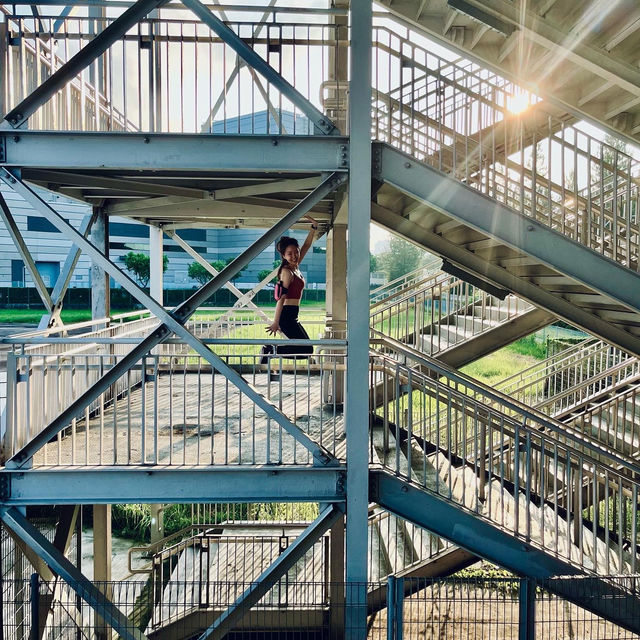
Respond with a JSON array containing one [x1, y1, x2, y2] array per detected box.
[[1, 132, 349, 172], [182, 0, 338, 136], [25, 169, 209, 199], [0, 507, 146, 640], [371, 469, 640, 636], [2, 0, 166, 129], [0, 192, 53, 311], [200, 504, 345, 640], [372, 202, 640, 357], [1, 466, 346, 504], [3, 171, 346, 467]]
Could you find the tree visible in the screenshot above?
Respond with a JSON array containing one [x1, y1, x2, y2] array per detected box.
[[257, 260, 282, 284], [122, 251, 168, 287], [187, 258, 245, 285], [378, 236, 423, 281], [370, 254, 379, 273]]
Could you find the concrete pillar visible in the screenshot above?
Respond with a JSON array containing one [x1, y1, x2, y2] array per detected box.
[[93, 505, 112, 640], [325, 224, 347, 337], [324, 225, 347, 407], [90, 209, 110, 320], [149, 226, 165, 545], [91, 210, 112, 639], [149, 225, 164, 305]]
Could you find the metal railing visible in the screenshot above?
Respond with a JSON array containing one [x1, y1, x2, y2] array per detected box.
[[370, 337, 640, 576], [370, 26, 640, 272], [7, 574, 639, 640], [2, 14, 342, 134], [496, 338, 640, 419], [369, 256, 442, 306], [370, 270, 532, 355], [4, 342, 346, 466]]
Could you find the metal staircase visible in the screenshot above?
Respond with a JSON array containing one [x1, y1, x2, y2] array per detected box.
[[368, 336, 640, 633], [371, 268, 553, 367], [370, 28, 640, 356]]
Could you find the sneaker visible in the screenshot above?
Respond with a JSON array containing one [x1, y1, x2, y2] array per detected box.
[[260, 344, 274, 365]]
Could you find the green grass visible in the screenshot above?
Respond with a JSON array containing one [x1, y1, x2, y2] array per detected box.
[[0, 308, 97, 324]]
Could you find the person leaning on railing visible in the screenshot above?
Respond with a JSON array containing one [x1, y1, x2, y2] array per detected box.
[[261, 215, 318, 364]]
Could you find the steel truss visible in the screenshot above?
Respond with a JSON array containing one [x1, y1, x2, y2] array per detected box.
[[0, 169, 346, 468]]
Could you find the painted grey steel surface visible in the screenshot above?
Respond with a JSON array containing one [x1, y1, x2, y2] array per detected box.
[[1, 132, 349, 171], [2, 0, 166, 129], [370, 469, 640, 636], [1, 467, 346, 504], [0, 507, 147, 640], [3, 171, 346, 468], [199, 504, 345, 640], [345, 2, 373, 637], [375, 144, 640, 315]]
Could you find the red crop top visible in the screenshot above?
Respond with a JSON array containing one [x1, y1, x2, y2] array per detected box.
[[284, 269, 305, 300]]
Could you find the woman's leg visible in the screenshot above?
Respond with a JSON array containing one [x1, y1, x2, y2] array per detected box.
[[277, 306, 313, 357]]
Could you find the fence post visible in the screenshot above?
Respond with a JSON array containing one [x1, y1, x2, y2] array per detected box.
[[29, 573, 39, 640], [387, 575, 396, 640], [518, 578, 535, 640], [395, 577, 404, 640]]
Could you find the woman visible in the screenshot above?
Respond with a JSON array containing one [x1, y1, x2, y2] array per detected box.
[[261, 215, 318, 363]]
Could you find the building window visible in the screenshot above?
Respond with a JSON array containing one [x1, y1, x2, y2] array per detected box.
[[27, 216, 60, 233], [11, 259, 24, 287]]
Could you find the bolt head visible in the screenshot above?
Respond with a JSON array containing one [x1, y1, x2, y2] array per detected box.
[[404, 162, 411, 169]]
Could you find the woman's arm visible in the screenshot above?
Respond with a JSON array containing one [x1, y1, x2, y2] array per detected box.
[[266, 268, 293, 335], [299, 215, 318, 263]]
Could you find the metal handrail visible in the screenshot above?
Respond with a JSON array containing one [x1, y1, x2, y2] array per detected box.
[[370, 335, 640, 575]]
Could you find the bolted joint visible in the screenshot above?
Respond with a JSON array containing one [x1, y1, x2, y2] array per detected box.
[[0, 474, 9, 502]]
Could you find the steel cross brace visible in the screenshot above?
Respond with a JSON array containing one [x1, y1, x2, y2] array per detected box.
[[198, 503, 345, 640], [2, 0, 168, 129], [40, 211, 98, 329], [0, 507, 147, 640], [0, 191, 53, 311], [2, 171, 346, 468], [163, 228, 275, 328], [182, 0, 339, 136]]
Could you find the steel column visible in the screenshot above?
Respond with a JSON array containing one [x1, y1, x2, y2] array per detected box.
[[199, 504, 345, 640], [0, 507, 147, 640], [0, 192, 53, 311], [346, 1, 372, 637], [182, 0, 338, 135], [3, 171, 346, 467], [2, 0, 167, 129]]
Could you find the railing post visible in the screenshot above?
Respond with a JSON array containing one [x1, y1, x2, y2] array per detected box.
[[29, 573, 39, 640], [518, 578, 535, 640], [3, 352, 17, 463]]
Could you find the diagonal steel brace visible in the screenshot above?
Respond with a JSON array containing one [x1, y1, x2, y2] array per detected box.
[[199, 503, 345, 640], [2, 171, 346, 468], [3, 0, 168, 129], [0, 191, 53, 311], [0, 507, 147, 640], [182, 0, 339, 135]]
